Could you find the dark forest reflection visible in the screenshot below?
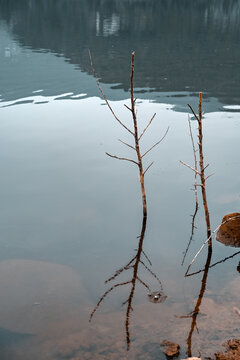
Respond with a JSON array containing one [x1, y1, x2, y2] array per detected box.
[[1, 0, 240, 105]]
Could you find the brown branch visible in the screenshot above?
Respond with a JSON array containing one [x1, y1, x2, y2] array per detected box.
[[124, 104, 132, 112], [180, 160, 200, 175], [144, 161, 154, 175], [106, 152, 138, 166], [181, 115, 199, 265], [141, 126, 169, 158], [138, 113, 156, 140], [89, 50, 134, 136], [188, 104, 199, 122], [118, 139, 136, 151]]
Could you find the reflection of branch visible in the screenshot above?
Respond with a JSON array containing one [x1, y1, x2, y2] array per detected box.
[[186, 249, 240, 277], [181, 116, 199, 265], [185, 215, 240, 276], [89, 214, 165, 350], [186, 248, 212, 357], [89, 50, 134, 136]]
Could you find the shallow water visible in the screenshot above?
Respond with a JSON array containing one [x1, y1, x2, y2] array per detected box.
[[0, 1, 239, 359]]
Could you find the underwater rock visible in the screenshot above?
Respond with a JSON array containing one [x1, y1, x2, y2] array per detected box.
[[216, 213, 240, 247], [160, 339, 180, 358], [147, 291, 167, 303]]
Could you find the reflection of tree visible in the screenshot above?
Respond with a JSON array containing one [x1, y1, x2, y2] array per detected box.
[[1, 0, 240, 104], [89, 213, 165, 349], [186, 249, 212, 357]]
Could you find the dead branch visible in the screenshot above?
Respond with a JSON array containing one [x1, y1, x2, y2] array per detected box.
[[141, 126, 169, 158], [118, 139, 136, 151], [144, 161, 154, 175], [138, 113, 156, 140], [105, 152, 138, 165], [89, 50, 134, 136], [181, 115, 199, 266], [179, 160, 200, 175]]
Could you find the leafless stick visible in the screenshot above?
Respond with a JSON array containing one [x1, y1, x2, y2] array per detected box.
[[138, 113, 156, 140], [144, 161, 154, 175], [188, 104, 199, 122], [190, 93, 212, 248], [118, 139, 136, 151], [181, 116, 199, 265], [141, 126, 169, 158], [180, 160, 200, 175], [105, 152, 138, 165], [124, 104, 132, 112], [89, 50, 134, 136]]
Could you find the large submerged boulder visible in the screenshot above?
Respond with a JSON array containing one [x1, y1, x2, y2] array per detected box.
[[216, 213, 240, 247]]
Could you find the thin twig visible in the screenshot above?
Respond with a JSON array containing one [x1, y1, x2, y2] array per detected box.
[[118, 139, 136, 151], [106, 152, 138, 166], [138, 113, 156, 140], [141, 126, 169, 158], [185, 215, 240, 276], [180, 160, 200, 175], [144, 161, 154, 175], [89, 50, 134, 136], [181, 115, 199, 265]]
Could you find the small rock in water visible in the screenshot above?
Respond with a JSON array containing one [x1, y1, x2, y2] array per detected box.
[[160, 339, 180, 358], [147, 291, 167, 303]]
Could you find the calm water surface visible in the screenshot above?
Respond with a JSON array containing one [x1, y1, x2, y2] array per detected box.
[[0, 1, 240, 359]]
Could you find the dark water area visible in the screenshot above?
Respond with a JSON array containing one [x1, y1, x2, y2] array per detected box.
[[0, 1, 239, 359], [1, 0, 240, 111]]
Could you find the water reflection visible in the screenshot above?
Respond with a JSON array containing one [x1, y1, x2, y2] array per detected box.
[[1, 0, 240, 107], [90, 214, 166, 350]]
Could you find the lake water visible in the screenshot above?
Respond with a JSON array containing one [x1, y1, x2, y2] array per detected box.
[[0, 1, 240, 359]]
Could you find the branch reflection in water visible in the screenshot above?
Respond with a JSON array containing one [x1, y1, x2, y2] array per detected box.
[[177, 213, 240, 357], [89, 214, 166, 350]]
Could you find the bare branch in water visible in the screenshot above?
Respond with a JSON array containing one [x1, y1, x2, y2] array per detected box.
[[106, 152, 138, 166], [89, 50, 134, 136], [142, 126, 169, 158], [181, 115, 199, 266], [118, 139, 136, 151], [185, 215, 240, 276], [179, 160, 200, 175], [144, 161, 154, 175], [138, 113, 156, 140]]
